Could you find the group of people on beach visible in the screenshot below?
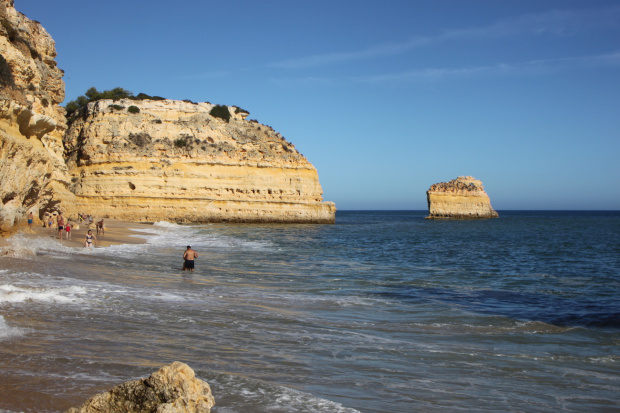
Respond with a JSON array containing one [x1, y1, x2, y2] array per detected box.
[[36, 211, 104, 248], [41, 211, 72, 240], [28, 211, 200, 268]]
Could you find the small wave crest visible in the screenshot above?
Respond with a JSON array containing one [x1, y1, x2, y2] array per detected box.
[[142, 222, 277, 253], [0, 233, 78, 258], [203, 371, 360, 413], [0, 315, 27, 341], [153, 221, 184, 229], [0, 283, 86, 305]]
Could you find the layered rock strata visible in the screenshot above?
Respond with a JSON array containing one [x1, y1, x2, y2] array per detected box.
[[0, 0, 73, 233], [1, 0, 335, 228], [64, 99, 335, 223], [65, 361, 215, 413], [426, 176, 498, 219]]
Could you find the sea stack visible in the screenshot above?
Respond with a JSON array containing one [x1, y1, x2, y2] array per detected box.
[[426, 176, 498, 219]]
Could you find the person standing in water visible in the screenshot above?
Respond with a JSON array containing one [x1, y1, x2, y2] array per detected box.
[[84, 230, 96, 249], [183, 246, 198, 271], [27, 211, 33, 229]]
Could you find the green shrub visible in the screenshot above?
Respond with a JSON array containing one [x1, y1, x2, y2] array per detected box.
[[174, 138, 187, 148], [65, 86, 134, 117], [127, 105, 140, 114], [128, 132, 152, 147], [234, 106, 249, 115], [134, 93, 165, 101], [109, 104, 125, 111], [64, 101, 79, 116], [210, 105, 230, 122], [64, 87, 160, 118]]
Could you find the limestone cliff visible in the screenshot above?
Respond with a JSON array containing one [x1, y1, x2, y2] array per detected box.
[[64, 99, 336, 223], [1, 1, 335, 227], [426, 176, 498, 219], [0, 0, 73, 233]]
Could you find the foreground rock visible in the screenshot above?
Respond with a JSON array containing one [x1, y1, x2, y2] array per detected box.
[[65, 362, 215, 413], [64, 99, 335, 223], [426, 176, 498, 219], [0, 0, 74, 234]]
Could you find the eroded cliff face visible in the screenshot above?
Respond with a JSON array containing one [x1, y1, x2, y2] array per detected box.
[[426, 176, 498, 219], [0, 0, 73, 233], [1, 1, 334, 228], [64, 99, 335, 223]]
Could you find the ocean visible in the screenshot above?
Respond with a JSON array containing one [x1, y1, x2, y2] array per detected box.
[[0, 210, 619, 412]]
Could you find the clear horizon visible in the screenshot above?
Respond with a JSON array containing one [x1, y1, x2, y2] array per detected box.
[[16, 0, 620, 211]]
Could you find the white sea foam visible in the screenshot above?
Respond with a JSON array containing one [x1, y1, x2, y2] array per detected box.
[[153, 221, 184, 228], [0, 283, 86, 304], [138, 221, 277, 253], [1, 233, 61, 257], [0, 315, 27, 341], [205, 371, 360, 413]]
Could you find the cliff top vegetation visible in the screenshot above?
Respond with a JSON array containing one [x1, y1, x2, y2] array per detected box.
[[64, 87, 165, 117], [64, 87, 250, 124]]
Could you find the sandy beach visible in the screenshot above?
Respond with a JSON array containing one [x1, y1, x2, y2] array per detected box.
[[0, 218, 150, 250]]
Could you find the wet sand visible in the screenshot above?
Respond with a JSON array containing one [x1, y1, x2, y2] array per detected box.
[[0, 219, 151, 249]]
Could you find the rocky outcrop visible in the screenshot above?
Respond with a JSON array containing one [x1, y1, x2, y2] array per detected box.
[[0, 0, 73, 233], [426, 176, 498, 219], [65, 362, 215, 413], [1, 1, 335, 229], [64, 99, 335, 223]]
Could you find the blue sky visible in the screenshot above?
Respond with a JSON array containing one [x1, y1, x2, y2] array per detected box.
[[17, 1, 620, 210]]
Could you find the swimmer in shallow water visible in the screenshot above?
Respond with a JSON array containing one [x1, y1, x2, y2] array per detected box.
[[84, 230, 96, 249], [182, 245, 198, 271]]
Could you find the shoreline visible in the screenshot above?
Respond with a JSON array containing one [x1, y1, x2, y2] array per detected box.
[[0, 219, 151, 251]]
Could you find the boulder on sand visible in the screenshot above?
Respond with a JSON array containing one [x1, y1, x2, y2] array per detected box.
[[65, 362, 215, 413]]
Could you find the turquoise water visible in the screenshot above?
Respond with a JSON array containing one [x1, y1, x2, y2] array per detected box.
[[0, 211, 619, 412]]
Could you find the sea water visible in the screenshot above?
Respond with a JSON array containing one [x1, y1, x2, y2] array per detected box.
[[0, 211, 619, 412]]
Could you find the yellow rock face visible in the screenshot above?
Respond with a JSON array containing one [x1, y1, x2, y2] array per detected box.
[[64, 99, 336, 223], [0, 1, 73, 233], [1, 1, 334, 229], [426, 176, 498, 219]]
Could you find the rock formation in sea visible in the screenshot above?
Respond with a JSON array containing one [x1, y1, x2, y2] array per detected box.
[[0, 0, 74, 233], [426, 176, 499, 219], [0, 1, 335, 232], [65, 362, 215, 413], [63, 98, 336, 223]]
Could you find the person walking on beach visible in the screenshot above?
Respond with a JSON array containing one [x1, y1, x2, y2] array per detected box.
[[27, 211, 33, 229], [57, 213, 65, 239], [84, 230, 96, 249], [183, 246, 198, 271], [47, 214, 54, 232], [65, 221, 72, 240], [96, 219, 105, 235]]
